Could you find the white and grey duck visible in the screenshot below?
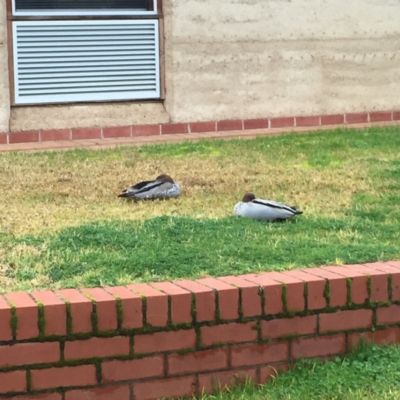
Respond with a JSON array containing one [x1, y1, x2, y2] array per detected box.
[[234, 192, 303, 222], [118, 174, 180, 200]]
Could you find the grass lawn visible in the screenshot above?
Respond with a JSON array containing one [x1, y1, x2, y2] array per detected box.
[[194, 344, 400, 400], [0, 125, 400, 292]]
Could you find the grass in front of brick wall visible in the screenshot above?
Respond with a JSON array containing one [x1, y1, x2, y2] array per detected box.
[[194, 344, 400, 400], [1, 125, 400, 292]]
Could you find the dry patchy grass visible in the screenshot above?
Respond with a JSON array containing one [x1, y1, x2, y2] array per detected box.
[[0, 141, 373, 236]]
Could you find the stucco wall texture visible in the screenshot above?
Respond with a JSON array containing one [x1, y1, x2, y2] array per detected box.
[[0, 3, 10, 132], [1, 0, 400, 132]]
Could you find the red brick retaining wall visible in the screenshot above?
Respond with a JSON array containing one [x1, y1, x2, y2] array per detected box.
[[1, 110, 400, 145], [0, 261, 400, 399]]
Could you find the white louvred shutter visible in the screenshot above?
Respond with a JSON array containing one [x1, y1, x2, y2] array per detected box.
[[12, 20, 160, 104]]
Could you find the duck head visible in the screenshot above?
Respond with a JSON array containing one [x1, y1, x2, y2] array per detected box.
[[156, 174, 175, 183], [242, 192, 256, 202]]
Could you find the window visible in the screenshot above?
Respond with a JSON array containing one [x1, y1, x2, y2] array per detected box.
[[8, 0, 162, 105], [12, 0, 155, 16]]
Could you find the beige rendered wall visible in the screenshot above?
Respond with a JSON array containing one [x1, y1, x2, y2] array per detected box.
[[0, 3, 10, 132], [3, 0, 400, 131], [163, 0, 400, 122]]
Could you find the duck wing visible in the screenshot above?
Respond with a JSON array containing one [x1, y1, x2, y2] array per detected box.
[[119, 179, 179, 199], [118, 179, 163, 198], [252, 199, 300, 214]]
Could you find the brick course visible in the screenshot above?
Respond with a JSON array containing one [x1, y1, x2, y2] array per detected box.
[[0, 261, 399, 398], [3, 110, 399, 148]]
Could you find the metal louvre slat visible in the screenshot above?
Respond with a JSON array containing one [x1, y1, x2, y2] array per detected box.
[[19, 54, 157, 63], [20, 75, 157, 86], [16, 26, 156, 32], [13, 20, 160, 104], [20, 72, 156, 80], [21, 62, 155, 72], [17, 41, 157, 48]]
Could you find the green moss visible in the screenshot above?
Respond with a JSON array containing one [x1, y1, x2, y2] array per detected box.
[[323, 280, 331, 308], [372, 309, 378, 327], [285, 310, 297, 318], [115, 297, 124, 329], [27, 370, 32, 392], [214, 290, 221, 322], [90, 303, 98, 334], [169, 322, 193, 330], [37, 302, 46, 337], [65, 301, 73, 336], [95, 360, 102, 383], [253, 320, 262, 343], [177, 347, 196, 356], [259, 287, 266, 316], [195, 326, 202, 349], [167, 295, 172, 326], [141, 295, 147, 326], [366, 276, 372, 306], [304, 283, 309, 312], [346, 278, 352, 307], [388, 274, 393, 301], [9, 303, 18, 339], [372, 301, 391, 309], [238, 288, 244, 320], [190, 293, 197, 324], [282, 284, 288, 314], [278, 333, 301, 340]]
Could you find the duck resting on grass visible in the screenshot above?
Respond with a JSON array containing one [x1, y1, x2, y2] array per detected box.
[[118, 174, 180, 200], [233, 192, 303, 222]]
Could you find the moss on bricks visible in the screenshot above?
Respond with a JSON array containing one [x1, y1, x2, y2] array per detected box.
[[90, 302, 99, 334], [115, 297, 124, 329], [37, 302, 46, 337], [304, 283, 309, 312], [65, 301, 73, 336], [282, 284, 288, 314], [214, 290, 221, 322], [167, 296, 172, 326], [27, 370, 32, 392], [195, 326, 202, 349], [366, 276, 373, 306], [278, 333, 302, 341], [372, 309, 378, 327], [95, 360, 102, 383], [177, 347, 196, 356], [254, 320, 262, 343], [190, 293, 197, 324], [141, 295, 147, 326], [346, 278, 352, 308], [9, 303, 18, 339], [324, 280, 331, 308], [285, 310, 297, 318], [259, 287, 266, 317], [238, 288, 244, 320]]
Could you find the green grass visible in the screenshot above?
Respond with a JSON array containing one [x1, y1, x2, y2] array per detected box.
[[1, 125, 400, 292], [193, 344, 400, 400]]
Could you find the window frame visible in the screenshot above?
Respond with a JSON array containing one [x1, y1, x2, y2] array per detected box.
[[6, 0, 165, 106], [11, 0, 158, 17]]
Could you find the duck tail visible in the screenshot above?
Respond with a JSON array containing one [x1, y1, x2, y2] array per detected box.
[[290, 206, 303, 215]]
